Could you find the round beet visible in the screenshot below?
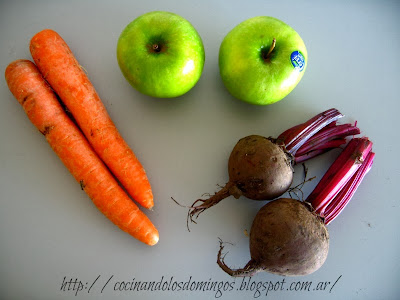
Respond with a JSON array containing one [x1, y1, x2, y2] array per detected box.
[[218, 198, 329, 276], [228, 135, 293, 200], [250, 198, 329, 275], [188, 135, 293, 222]]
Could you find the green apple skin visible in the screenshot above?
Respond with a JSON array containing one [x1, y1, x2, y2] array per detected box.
[[219, 16, 308, 105], [117, 11, 205, 98]]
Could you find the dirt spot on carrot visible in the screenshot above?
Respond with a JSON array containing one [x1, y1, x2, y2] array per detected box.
[[22, 94, 30, 105], [40, 125, 54, 136], [80, 180, 86, 190]]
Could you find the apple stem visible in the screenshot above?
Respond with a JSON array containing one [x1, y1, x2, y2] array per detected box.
[[263, 38, 276, 61], [153, 44, 161, 52]]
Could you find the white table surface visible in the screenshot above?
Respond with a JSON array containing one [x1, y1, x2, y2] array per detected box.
[[1, 1, 399, 299]]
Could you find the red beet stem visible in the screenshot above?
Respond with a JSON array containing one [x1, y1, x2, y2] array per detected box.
[[323, 151, 375, 224], [294, 140, 347, 164], [277, 108, 343, 155], [306, 137, 373, 222], [295, 123, 361, 157]]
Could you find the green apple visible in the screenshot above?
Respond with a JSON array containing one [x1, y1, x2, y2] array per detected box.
[[117, 11, 205, 98], [219, 16, 308, 105]]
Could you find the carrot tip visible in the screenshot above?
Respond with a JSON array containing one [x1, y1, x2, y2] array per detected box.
[[149, 233, 159, 246]]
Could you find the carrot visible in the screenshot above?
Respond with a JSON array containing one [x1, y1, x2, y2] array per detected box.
[[29, 29, 154, 209], [5, 59, 159, 246]]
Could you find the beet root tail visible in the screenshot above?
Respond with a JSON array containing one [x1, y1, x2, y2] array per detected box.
[[188, 182, 238, 225], [217, 239, 260, 277]]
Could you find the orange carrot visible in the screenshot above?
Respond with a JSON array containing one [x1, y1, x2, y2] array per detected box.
[[5, 59, 159, 246], [29, 29, 154, 209]]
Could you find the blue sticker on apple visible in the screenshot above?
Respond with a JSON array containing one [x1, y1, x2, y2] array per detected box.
[[291, 51, 305, 72]]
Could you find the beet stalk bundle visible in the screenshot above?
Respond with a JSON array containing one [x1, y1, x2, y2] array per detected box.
[[217, 137, 375, 277], [189, 108, 360, 223]]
